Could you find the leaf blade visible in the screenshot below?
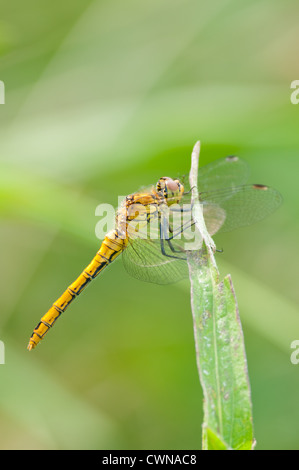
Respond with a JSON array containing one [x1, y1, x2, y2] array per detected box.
[[187, 142, 254, 450]]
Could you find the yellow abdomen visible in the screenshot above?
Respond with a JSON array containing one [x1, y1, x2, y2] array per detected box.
[[27, 231, 126, 350]]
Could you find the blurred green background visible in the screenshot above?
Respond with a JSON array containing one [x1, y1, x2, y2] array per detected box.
[[0, 0, 298, 450]]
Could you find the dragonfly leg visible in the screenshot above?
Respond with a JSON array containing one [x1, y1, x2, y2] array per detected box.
[[159, 218, 186, 261], [170, 205, 193, 213], [166, 238, 187, 258], [160, 237, 185, 260], [164, 215, 186, 254], [169, 220, 223, 253], [169, 221, 196, 240]]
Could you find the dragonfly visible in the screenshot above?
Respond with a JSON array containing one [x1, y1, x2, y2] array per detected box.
[[27, 155, 282, 350]]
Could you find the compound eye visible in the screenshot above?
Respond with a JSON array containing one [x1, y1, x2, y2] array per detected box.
[[166, 179, 179, 193]]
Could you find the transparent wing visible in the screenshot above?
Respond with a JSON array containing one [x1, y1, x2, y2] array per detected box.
[[121, 156, 282, 284], [122, 236, 189, 284], [195, 156, 249, 193], [200, 184, 282, 234], [162, 156, 250, 206], [123, 204, 193, 284], [122, 184, 283, 284], [163, 183, 282, 239], [127, 157, 249, 209]]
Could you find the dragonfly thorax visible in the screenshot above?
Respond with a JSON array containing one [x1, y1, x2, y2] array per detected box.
[[156, 177, 184, 206]]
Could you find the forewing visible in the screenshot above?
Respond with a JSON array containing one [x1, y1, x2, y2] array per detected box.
[[197, 156, 250, 193], [201, 184, 282, 234]]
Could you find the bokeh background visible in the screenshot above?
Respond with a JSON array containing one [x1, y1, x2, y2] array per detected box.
[[0, 0, 298, 450]]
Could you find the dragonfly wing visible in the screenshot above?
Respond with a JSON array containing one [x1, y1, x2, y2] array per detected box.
[[202, 204, 227, 235], [122, 237, 189, 284], [123, 207, 189, 285], [201, 184, 282, 234], [196, 156, 250, 193], [165, 156, 250, 205], [159, 183, 282, 241]]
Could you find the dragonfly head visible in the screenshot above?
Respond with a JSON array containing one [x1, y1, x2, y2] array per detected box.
[[156, 177, 184, 205]]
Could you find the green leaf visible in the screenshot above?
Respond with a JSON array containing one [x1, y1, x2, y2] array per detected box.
[[202, 427, 230, 450], [187, 142, 254, 450]]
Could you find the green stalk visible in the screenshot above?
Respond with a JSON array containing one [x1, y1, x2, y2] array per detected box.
[[186, 142, 255, 450]]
